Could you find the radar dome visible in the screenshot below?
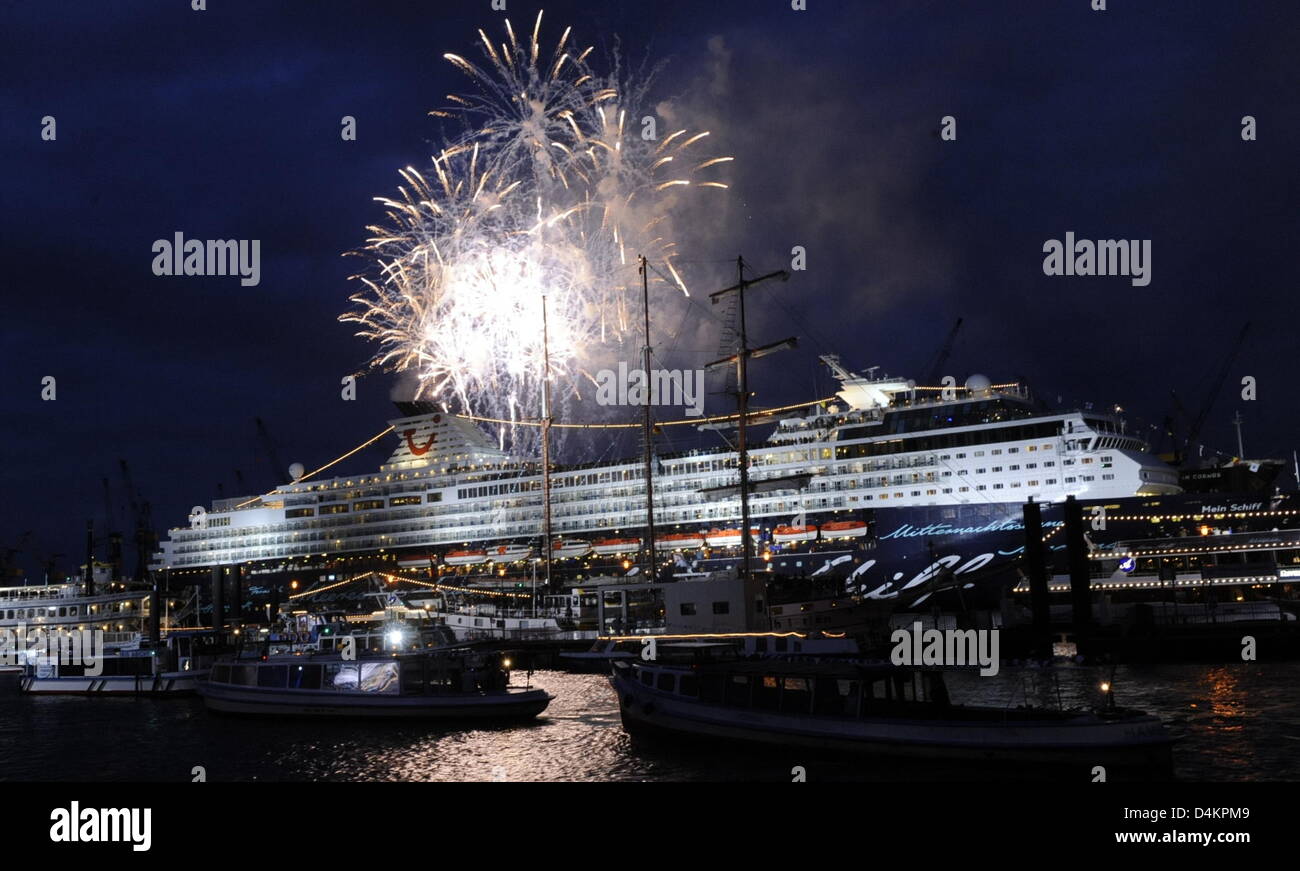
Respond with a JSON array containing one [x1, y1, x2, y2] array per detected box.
[[288, 462, 305, 481], [965, 374, 993, 397]]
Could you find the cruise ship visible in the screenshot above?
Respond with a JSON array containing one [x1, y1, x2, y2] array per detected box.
[[152, 357, 1189, 600]]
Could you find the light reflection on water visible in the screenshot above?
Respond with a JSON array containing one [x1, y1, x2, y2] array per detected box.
[[1, 665, 1297, 782]]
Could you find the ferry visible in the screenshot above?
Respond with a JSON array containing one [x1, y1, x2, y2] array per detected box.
[[18, 630, 224, 695], [200, 648, 551, 719], [611, 657, 1174, 768]]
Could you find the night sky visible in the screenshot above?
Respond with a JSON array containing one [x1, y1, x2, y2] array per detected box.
[[3, 0, 1298, 581]]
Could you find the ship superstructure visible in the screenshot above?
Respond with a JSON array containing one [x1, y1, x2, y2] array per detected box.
[[153, 358, 1180, 579]]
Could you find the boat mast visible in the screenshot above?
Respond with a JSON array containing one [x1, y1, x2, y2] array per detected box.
[[708, 256, 793, 579], [1232, 410, 1245, 458], [540, 295, 554, 593], [639, 256, 658, 577]]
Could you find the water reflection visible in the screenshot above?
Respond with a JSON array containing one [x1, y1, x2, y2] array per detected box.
[[2, 665, 1298, 781]]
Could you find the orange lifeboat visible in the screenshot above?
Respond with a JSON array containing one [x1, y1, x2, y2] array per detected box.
[[772, 525, 818, 544], [819, 520, 869, 539]]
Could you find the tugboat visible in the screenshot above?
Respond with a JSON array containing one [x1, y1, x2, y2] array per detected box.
[[200, 646, 551, 719], [611, 656, 1174, 768]]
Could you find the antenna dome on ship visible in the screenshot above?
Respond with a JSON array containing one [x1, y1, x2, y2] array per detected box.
[[288, 462, 306, 481], [965, 374, 993, 397]]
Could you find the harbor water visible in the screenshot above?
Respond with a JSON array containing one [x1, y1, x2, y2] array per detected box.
[[2, 663, 1297, 782]]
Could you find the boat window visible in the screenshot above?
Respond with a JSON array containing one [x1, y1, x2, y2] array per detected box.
[[780, 677, 812, 714], [640, 669, 654, 685], [291, 664, 322, 690], [754, 676, 781, 711], [212, 664, 230, 683], [257, 666, 288, 688], [699, 674, 724, 702], [678, 675, 699, 697], [725, 675, 751, 706], [233, 665, 258, 687], [359, 661, 400, 693], [326, 663, 359, 690], [774, 638, 788, 653], [656, 673, 676, 693]]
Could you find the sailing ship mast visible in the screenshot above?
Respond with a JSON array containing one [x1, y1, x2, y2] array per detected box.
[[707, 256, 794, 579], [639, 256, 658, 577]]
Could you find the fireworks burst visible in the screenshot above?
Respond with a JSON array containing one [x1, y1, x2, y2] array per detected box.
[[342, 11, 731, 452]]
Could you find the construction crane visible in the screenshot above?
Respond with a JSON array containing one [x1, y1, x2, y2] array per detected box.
[[923, 317, 963, 386], [1183, 322, 1250, 460], [255, 417, 289, 486]]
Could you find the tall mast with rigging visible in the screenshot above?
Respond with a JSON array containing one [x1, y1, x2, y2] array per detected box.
[[639, 256, 658, 577], [707, 256, 794, 579]]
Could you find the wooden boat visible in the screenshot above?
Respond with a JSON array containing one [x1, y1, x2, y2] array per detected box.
[[611, 659, 1174, 768]]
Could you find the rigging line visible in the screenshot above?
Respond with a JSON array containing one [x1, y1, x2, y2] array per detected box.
[[234, 426, 396, 508], [454, 394, 839, 428]]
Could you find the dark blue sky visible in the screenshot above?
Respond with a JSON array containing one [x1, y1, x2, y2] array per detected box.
[[3, 0, 1298, 579]]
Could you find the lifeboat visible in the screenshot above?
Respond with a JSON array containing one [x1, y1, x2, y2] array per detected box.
[[819, 520, 869, 539], [443, 549, 488, 566], [655, 532, 705, 550], [396, 553, 438, 569], [772, 525, 819, 544], [704, 528, 760, 548], [488, 544, 533, 562], [550, 538, 592, 559], [592, 537, 642, 556]]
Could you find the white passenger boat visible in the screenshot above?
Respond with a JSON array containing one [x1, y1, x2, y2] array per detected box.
[[200, 648, 551, 719], [18, 630, 224, 695]]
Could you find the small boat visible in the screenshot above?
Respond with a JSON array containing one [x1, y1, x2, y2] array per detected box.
[[18, 630, 227, 696], [592, 537, 642, 556], [772, 524, 819, 543], [611, 659, 1174, 768], [704, 528, 759, 548], [443, 549, 488, 566], [396, 553, 438, 569], [819, 520, 868, 539], [487, 543, 534, 563], [655, 532, 705, 550], [200, 647, 551, 719], [550, 538, 592, 559]]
